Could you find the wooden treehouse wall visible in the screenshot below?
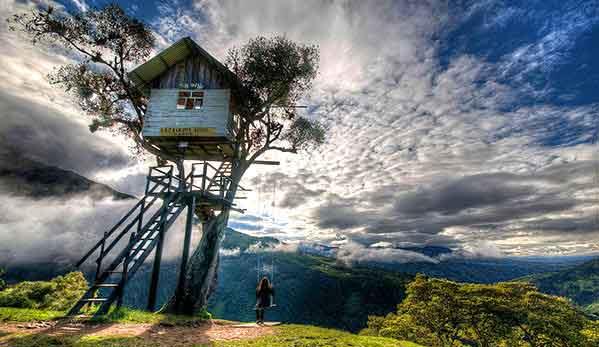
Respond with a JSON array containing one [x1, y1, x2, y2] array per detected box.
[[151, 55, 231, 90]]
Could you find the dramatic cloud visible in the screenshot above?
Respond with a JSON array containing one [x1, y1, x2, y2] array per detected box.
[[1, 0, 598, 265]]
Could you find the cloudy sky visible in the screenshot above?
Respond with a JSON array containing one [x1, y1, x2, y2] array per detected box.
[[1, 0, 599, 264]]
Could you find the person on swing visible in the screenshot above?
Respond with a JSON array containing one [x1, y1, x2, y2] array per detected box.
[[255, 276, 275, 324]]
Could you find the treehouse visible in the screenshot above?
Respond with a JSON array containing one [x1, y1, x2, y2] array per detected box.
[[129, 37, 240, 161]]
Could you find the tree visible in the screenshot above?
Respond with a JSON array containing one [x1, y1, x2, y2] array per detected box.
[[365, 276, 594, 347], [514, 291, 588, 347], [8, 4, 154, 156], [0, 268, 5, 291], [9, 4, 323, 314]]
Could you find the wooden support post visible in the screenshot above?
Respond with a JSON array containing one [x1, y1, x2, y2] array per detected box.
[[117, 232, 135, 308], [177, 160, 186, 192], [174, 196, 196, 310], [202, 162, 208, 191], [136, 198, 145, 236], [94, 232, 107, 283], [147, 201, 169, 311]]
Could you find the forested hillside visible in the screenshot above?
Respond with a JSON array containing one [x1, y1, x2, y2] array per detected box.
[[524, 257, 599, 314]]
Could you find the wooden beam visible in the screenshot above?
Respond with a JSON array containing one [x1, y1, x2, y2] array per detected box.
[[253, 160, 280, 165]]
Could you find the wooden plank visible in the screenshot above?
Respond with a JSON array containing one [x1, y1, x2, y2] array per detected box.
[[253, 160, 280, 165]]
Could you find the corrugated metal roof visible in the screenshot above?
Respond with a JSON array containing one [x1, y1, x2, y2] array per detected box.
[[128, 37, 239, 96]]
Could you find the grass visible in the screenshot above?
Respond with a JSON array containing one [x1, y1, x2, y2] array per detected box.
[[0, 307, 64, 322], [0, 306, 210, 325], [89, 307, 211, 325], [1, 333, 153, 347], [213, 325, 422, 347]]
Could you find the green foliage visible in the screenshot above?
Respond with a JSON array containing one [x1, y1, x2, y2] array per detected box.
[[0, 307, 64, 322], [582, 320, 599, 346], [225, 36, 323, 159], [0, 272, 87, 311], [284, 117, 326, 151], [227, 36, 319, 112], [365, 274, 595, 347]]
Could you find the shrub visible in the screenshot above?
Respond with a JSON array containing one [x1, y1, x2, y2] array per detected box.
[[0, 272, 87, 311]]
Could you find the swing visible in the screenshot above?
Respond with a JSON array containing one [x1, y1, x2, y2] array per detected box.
[[237, 182, 281, 328], [254, 253, 277, 309]]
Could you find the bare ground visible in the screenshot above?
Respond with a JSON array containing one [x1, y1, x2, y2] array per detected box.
[[0, 319, 275, 346]]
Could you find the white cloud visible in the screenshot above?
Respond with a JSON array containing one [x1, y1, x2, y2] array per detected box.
[[1, 0, 598, 260], [336, 241, 438, 266]]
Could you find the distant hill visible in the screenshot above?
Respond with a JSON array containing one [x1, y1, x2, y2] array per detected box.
[[523, 257, 599, 313], [0, 154, 133, 200], [371, 256, 592, 284], [221, 227, 280, 252], [208, 252, 412, 332]]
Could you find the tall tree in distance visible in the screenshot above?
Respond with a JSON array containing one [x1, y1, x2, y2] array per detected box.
[[9, 4, 323, 314]]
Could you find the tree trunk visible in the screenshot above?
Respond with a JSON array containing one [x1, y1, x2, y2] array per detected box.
[[163, 211, 228, 314], [163, 162, 246, 314]]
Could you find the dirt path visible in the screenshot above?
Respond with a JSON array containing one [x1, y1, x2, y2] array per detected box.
[[0, 320, 275, 346]]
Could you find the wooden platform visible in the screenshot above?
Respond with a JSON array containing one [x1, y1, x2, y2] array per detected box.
[[231, 322, 282, 328]]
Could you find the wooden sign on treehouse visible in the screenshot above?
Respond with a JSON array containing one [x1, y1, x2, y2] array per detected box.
[[128, 37, 240, 161]]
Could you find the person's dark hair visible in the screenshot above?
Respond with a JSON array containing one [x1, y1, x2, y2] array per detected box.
[[257, 276, 271, 292]]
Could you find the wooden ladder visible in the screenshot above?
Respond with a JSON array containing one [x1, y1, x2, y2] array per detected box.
[[68, 194, 186, 316]]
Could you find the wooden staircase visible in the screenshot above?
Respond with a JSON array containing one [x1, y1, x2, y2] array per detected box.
[[69, 194, 186, 315], [68, 162, 248, 316]]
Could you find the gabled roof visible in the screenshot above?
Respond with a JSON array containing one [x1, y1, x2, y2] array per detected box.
[[128, 37, 240, 96]]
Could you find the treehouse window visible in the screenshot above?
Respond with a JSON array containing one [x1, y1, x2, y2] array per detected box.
[[176, 90, 204, 110]]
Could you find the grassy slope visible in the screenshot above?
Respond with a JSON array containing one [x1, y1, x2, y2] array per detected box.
[[0, 308, 421, 347], [0, 307, 208, 325]]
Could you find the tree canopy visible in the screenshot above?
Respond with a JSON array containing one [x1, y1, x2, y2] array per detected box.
[[363, 274, 599, 347], [8, 5, 324, 163]]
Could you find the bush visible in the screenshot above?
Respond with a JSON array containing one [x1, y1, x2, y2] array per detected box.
[[0, 268, 5, 291], [0, 272, 87, 311]]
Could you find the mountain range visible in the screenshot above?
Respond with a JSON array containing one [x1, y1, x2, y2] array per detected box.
[[0, 151, 133, 200]]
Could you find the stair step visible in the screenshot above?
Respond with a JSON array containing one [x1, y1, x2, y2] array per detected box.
[[81, 298, 108, 302], [94, 283, 119, 288]]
